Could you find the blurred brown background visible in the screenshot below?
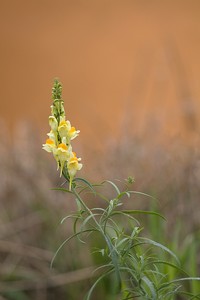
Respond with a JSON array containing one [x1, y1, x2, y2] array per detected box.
[[0, 1, 200, 299], [1, 0, 200, 148]]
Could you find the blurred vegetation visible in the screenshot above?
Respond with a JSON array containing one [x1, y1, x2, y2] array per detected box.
[[0, 120, 199, 299]]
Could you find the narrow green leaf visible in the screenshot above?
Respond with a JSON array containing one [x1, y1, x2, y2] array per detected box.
[[159, 277, 200, 291], [142, 276, 157, 299], [91, 207, 106, 213], [129, 190, 155, 199], [81, 213, 100, 231], [112, 210, 166, 220], [115, 237, 130, 249], [104, 234, 122, 290], [145, 260, 189, 276], [51, 187, 72, 194], [117, 191, 131, 200], [74, 177, 96, 194], [93, 263, 113, 274], [102, 180, 121, 195], [50, 229, 97, 268], [190, 293, 200, 300], [166, 290, 200, 300], [94, 191, 110, 203], [135, 237, 180, 264], [60, 213, 81, 224], [85, 268, 114, 300], [119, 211, 140, 225]]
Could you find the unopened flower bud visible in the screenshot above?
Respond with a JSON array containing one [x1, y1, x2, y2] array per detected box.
[[49, 116, 58, 132], [51, 105, 57, 117]]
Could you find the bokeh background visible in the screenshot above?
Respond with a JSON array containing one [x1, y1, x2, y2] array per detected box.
[[0, 1, 200, 299]]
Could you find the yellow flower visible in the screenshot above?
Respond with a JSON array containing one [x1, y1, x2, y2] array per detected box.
[[55, 143, 72, 176], [68, 126, 80, 140], [58, 120, 80, 141], [47, 130, 57, 143], [58, 120, 71, 139], [42, 138, 56, 153], [67, 153, 82, 189]]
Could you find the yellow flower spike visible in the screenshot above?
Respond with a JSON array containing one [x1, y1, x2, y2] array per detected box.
[[43, 79, 83, 187]]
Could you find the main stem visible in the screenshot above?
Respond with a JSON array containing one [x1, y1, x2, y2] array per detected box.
[[71, 186, 122, 290]]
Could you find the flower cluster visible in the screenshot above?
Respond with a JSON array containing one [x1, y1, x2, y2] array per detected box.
[[43, 80, 82, 189]]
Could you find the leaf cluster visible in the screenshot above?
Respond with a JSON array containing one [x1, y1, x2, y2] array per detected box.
[[52, 178, 200, 300]]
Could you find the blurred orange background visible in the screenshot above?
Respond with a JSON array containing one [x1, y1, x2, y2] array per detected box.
[[1, 2, 200, 298], [0, 0, 200, 151]]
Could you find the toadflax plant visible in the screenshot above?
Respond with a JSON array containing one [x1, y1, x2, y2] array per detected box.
[[43, 79, 200, 300]]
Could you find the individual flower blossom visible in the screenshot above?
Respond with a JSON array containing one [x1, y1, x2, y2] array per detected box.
[[58, 119, 80, 141], [68, 126, 80, 140], [42, 138, 56, 153], [54, 143, 72, 176], [47, 130, 57, 143], [58, 120, 71, 139], [67, 153, 83, 189]]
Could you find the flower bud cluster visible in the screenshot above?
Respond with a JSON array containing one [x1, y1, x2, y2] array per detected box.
[[43, 80, 82, 189]]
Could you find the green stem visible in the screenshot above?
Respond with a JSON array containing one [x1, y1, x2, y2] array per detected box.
[[71, 186, 122, 290]]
